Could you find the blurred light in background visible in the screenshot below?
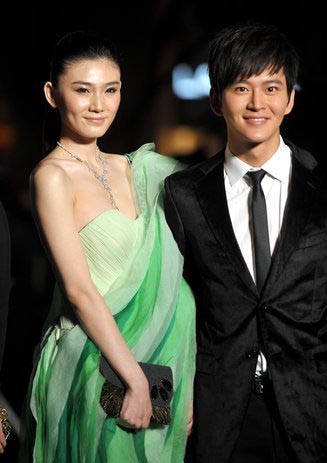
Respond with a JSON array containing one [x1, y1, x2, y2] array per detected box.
[[156, 124, 224, 159], [172, 63, 210, 100], [0, 123, 16, 152]]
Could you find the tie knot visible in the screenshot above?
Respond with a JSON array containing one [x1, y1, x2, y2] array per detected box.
[[247, 169, 266, 185]]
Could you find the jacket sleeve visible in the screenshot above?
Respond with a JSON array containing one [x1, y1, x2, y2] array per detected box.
[[163, 176, 186, 257]]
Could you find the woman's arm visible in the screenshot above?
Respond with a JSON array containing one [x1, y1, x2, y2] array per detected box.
[[0, 425, 6, 454], [30, 162, 152, 429]]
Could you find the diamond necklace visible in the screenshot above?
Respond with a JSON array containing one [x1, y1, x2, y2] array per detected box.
[[57, 141, 119, 210]]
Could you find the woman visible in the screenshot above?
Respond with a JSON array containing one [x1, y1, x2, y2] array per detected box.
[[19, 30, 196, 462], [0, 199, 11, 455]]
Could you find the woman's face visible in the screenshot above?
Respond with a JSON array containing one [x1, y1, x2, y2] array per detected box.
[[46, 57, 121, 141]]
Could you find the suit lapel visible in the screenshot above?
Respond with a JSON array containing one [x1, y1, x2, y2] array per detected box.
[[263, 154, 318, 296], [193, 142, 319, 299], [195, 156, 258, 297]]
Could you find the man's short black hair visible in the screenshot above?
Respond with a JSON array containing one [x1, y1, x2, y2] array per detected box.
[[208, 21, 299, 99]]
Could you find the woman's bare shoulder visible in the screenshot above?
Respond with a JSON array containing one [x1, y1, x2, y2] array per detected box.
[[100, 152, 130, 174], [30, 154, 72, 189], [102, 151, 127, 163]]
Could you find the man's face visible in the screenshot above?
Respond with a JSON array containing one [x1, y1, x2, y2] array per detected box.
[[213, 67, 294, 153]]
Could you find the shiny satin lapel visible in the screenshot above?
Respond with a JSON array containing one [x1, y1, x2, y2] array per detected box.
[[263, 158, 317, 296], [195, 161, 258, 297]]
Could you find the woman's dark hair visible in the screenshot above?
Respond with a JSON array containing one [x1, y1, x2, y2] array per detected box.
[[43, 30, 120, 154], [208, 21, 300, 102]]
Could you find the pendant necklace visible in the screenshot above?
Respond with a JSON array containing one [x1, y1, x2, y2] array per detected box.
[[57, 141, 119, 210]]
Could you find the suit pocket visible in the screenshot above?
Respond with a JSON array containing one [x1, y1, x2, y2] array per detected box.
[[297, 232, 327, 249], [196, 353, 216, 374]]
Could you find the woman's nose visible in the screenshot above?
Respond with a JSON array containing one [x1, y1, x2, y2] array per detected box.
[[89, 94, 104, 112]]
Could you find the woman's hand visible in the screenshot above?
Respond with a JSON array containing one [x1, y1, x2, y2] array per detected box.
[[0, 425, 7, 454], [187, 402, 193, 436], [118, 377, 152, 430]]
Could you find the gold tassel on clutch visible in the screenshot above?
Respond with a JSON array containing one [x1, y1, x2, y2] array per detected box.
[[99, 381, 172, 425], [99, 356, 174, 426], [151, 404, 171, 425], [100, 382, 124, 418]]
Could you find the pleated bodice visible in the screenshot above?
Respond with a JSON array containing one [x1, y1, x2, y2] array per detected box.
[[79, 210, 144, 296]]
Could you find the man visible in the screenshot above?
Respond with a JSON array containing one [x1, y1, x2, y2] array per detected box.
[[0, 200, 11, 455], [164, 21, 327, 463]]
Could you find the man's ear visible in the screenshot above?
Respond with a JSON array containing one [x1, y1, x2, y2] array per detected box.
[[44, 81, 58, 108], [284, 88, 295, 116], [209, 88, 223, 116]]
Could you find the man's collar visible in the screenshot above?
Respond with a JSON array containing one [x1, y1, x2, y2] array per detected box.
[[224, 137, 291, 186]]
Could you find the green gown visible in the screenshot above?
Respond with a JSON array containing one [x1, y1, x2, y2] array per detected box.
[[19, 144, 196, 463]]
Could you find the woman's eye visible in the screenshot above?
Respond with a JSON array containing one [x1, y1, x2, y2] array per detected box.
[[106, 87, 117, 93], [76, 88, 89, 93]]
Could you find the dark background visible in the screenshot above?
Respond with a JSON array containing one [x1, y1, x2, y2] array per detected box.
[[0, 2, 325, 460]]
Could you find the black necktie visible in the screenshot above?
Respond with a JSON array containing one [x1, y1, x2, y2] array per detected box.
[[247, 170, 271, 293]]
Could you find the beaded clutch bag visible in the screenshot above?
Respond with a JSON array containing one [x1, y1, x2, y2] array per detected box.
[[0, 408, 12, 440], [99, 356, 174, 425]]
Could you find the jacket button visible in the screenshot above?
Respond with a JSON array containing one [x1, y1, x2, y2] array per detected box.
[[245, 348, 259, 359]]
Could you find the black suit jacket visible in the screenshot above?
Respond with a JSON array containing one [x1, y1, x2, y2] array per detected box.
[[0, 201, 10, 376], [164, 141, 327, 463]]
